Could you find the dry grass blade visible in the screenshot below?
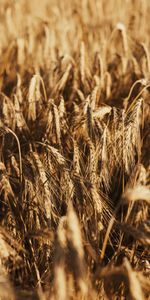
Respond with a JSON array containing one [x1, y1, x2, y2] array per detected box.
[[0, 262, 15, 300], [123, 258, 144, 300], [123, 186, 150, 203], [53, 217, 67, 300]]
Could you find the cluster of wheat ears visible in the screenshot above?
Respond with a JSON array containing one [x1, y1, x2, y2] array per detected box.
[[0, 0, 150, 299]]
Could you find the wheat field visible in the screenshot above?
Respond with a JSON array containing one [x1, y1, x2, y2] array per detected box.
[[0, 0, 150, 299]]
